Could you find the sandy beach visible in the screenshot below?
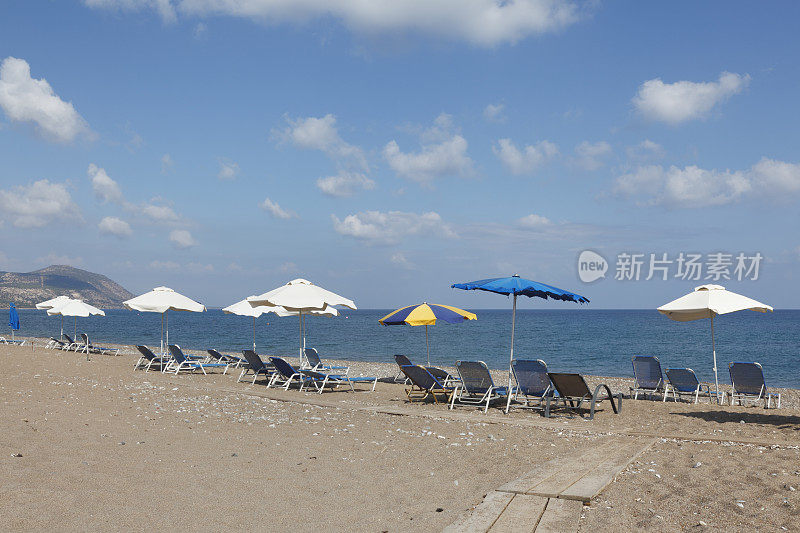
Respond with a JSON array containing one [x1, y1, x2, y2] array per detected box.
[[1, 340, 798, 532]]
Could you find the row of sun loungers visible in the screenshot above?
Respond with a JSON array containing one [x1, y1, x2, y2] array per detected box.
[[631, 355, 780, 408], [397, 356, 622, 420], [43, 333, 119, 356]]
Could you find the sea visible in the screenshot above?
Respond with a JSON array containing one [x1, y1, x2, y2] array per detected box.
[[10, 308, 800, 388]]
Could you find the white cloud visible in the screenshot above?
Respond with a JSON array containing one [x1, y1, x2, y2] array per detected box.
[[217, 158, 240, 180], [141, 202, 179, 222], [493, 138, 558, 175], [517, 213, 552, 228], [88, 164, 124, 204], [90, 0, 582, 46], [36, 253, 83, 267], [161, 153, 174, 173], [259, 197, 296, 219], [483, 103, 506, 122], [633, 72, 750, 124], [626, 139, 665, 161], [98, 216, 132, 237], [83, 0, 177, 22], [193, 22, 207, 38], [0, 57, 90, 143], [390, 252, 415, 270], [169, 229, 197, 248], [384, 114, 474, 184], [331, 210, 456, 245], [278, 114, 367, 171], [316, 171, 375, 197], [614, 165, 751, 208], [0, 179, 82, 228], [573, 141, 612, 170], [187, 262, 214, 272], [149, 259, 180, 270], [615, 157, 800, 208]]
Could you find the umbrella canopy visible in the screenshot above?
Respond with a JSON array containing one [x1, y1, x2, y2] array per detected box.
[[452, 274, 589, 411], [248, 278, 356, 312], [35, 295, 71, 310], [123, 287, 205, 354], [657, 284, 773, 399], [248, 279, 354, 361], [379, 303, 476, 366]]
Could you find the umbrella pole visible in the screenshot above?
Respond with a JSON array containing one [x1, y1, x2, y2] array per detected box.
[[166, 310, 169, 351], [425, 325, 430, 367], [160, 313, 164, 355], [60, 316, 63, 339], [711, 314, 719, 403], [299, 311, 304, 364], [253, 316, 256, 352], [509, 293, 517, 397]]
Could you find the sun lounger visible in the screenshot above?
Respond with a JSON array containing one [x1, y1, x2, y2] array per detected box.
[[663, 368, 725, 404], [0, 337, 25, 346], [400, 364, 455, 404], [302, 347, 349, 373], [505, 359, 552, 413], [449, 360, 511, 413], [729, 361, 781, 408], [237, 350, 275, 384], [62, 333, 80, 351], [134, 345, 167, 372], [167, 344, 229, 375], [545, 373, 622, 420], [45, 337, 67, 349], [207, 349, 246, 368], [268, 356, 312, 390], [299, 369, 379, 394], [79, 333, 119, 356], [394, 354, 459, 386], [630, 355, 664, 400]]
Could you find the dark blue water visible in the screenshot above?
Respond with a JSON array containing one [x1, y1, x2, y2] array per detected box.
[[11, 309, 799, 388]]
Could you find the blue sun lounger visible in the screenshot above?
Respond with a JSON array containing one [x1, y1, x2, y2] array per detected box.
[[505, 359, 553, 413], [268, 357, 312, 390], [545, 372, 622, 420], [207, 349, 246, 367], [167, 344, 229, 375], [302, 348, 349, 372], [630, 355, 664, 400], [400, 364, 455, 404], [449, 360, 512, 413], [134, 345, 167, 372], [299, 369, 378, 394], [663, 367, 725, 404], [729, 362, 781, 409], [237, 350, 274, 384]]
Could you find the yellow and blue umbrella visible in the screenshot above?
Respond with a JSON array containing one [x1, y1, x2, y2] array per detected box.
[[379, 303, 477, 366]]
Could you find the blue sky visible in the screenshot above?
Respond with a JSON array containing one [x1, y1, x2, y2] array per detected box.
[[1, 1, 799, 309]]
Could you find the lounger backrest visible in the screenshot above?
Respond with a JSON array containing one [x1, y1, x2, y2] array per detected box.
[[400, 365, 439, 391], [512, 359, 550, 397], [207, 349, 223, 361], [547, 373, 591, 399], [241, 350, 266, 371], [631, 356, 663, 390], [168, 344, 187, 364], [135, 345, 157, 361], [80, 333, 92, 347], [665, 368, 699, 393], [425, 366, 452, 383], [304, 348, 322, 367], [269, 357, 298, 379], [729, 362, 766, 396], [456, 361, 494, 394], [63, 333, 74, 343], [395, 354, 413, 368]]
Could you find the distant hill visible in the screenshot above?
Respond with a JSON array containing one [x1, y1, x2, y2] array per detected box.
[[0, 265, 134, 309]]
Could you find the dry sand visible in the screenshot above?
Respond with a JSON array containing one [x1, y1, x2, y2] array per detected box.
[[1, 340, 798, 532]]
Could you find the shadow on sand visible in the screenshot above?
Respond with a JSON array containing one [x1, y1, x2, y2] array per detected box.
[[673, 410, 800, 430]]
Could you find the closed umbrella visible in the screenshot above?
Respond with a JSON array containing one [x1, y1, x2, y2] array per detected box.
[[248, 278, 355, 362], [123, 287, 206, 354], [36, 295, 71, 337], [379, 303, 476, 366], [452, 274, 589, 397], [657, 284, 773, 401], [8, 303, 20, 342]]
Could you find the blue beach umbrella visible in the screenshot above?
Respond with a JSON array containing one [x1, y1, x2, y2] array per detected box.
[[8, 303, 20, 342], [379, 303, 477, 366], [452, 274, 589, 396]]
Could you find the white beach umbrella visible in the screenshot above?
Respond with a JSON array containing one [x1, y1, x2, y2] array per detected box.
[[47, 299, 105, 344], [36, 295, 73, 337], [657, 284, 773, 400], [224, 296, 339, 351], [123, 287, 206, 354], [248, 279, 354, 360]]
